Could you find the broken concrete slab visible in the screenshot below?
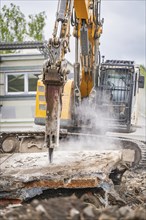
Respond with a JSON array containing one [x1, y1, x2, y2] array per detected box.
[[0, 150, 123, 201], [0, 154, 14, 165]]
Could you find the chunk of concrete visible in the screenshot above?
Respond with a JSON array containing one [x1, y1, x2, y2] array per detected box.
[[0, 150, 122, 201]]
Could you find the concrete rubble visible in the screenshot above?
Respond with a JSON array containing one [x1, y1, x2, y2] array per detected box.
[[0, 150, 123, 202], [0, 151, 146, 220]]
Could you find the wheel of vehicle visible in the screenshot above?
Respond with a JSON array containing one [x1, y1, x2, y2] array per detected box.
[[1, 136, 20, 153]]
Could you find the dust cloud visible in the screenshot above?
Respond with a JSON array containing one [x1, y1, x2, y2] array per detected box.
[[59, 96, 120, 153]]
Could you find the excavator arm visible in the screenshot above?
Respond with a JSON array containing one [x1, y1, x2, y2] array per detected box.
[[43, 0, 103, 162], [43, 0, 73, 162]]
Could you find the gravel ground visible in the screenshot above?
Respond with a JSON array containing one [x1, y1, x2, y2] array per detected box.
[[0, 168, 146, 220]]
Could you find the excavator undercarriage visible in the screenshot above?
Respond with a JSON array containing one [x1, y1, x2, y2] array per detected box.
[[0, 130, 146, 168]]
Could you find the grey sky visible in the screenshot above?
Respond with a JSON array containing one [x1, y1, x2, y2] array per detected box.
[[1, 0, 146, 65]]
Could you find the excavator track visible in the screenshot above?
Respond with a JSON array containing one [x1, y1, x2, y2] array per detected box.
[[134, 140, 146, 168], [65, 132, 146, 168], [0, 131, 45, 153], [0, 131, 145, 168], [119, 138, 146, 168]]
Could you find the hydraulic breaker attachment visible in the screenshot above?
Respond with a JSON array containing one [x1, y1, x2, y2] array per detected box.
[[43, 66, 64, 163], [45, 85, 61, 163], [41, 0, 72, 162]]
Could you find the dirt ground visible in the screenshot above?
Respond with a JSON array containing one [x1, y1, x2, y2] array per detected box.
[[0, 168, 145, 220]]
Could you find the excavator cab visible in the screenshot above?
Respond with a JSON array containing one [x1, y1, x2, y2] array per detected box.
[[99, 60, 144, 132]]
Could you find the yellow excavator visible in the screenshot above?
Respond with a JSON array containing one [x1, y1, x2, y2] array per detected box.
[[35, 0, 103, 162], [34, 0, 145, 164], [0, 0, 145, 168]]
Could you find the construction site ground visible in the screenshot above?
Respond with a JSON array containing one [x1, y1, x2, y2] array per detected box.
[[0, 168, 145, 220], [0, 114, 146, 219]]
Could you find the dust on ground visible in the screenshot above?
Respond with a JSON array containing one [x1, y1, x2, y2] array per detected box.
[[0, 168, 145, 220]]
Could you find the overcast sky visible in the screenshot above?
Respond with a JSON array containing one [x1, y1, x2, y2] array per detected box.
[[1, 0, 146, 66]]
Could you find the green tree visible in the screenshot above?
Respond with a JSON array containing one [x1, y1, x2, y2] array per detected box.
[[0, 3, 46, 53], [140, 65, 146, 77], [140, 65, 146, 85], [28, 12, 46, 41], [0, 3, 26, 42]]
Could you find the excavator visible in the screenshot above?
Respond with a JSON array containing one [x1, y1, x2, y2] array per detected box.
[[0, 0, 145, 168], [1, 1, 146, 205], [34, 0, 145, 164], [36, 0, 104, 162]]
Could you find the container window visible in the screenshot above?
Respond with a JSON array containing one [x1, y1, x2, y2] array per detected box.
[[6, 72, 40, 95], [28, 73, 39, 92], [8, 74, 24, 92]]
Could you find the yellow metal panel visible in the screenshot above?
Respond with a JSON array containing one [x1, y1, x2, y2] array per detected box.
[[35, 80, 46, 119], [74, 0, 89, 19], [35, 79, 73, 121]]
